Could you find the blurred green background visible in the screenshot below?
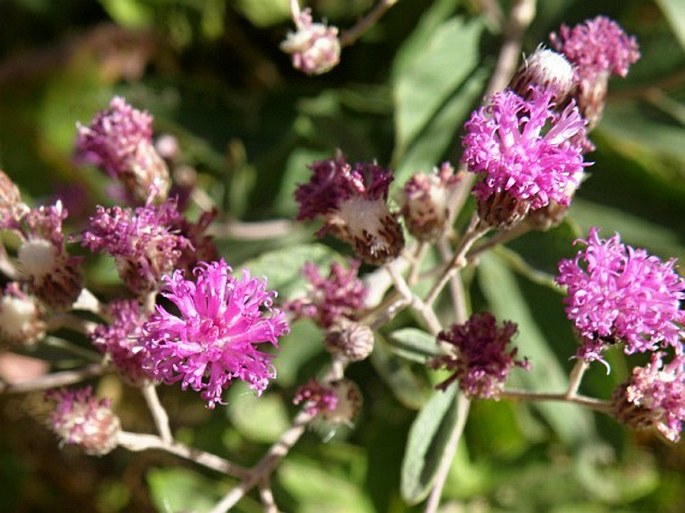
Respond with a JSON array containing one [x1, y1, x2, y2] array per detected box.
[[0, 0, 684, 512]]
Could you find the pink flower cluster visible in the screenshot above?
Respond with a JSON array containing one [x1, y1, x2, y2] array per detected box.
[[91, 299, 149, 385], [142, 259, 289, 408], [293, 378, 339, 416], [614, 352, 685, 442], [75, 96, 169, 202], [280, 8, 341, 76], [556, 228, 685, 362], [82, 199, 191, 294], [432, 312, 529, 399], [462, 87, 587, 213]]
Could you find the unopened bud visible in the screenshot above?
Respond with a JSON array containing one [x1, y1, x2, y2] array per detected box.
[[510, 47, 575, 103], [325, 318, 374, 361], [281, 9, 341, 76], [0, 283, 45, 346]]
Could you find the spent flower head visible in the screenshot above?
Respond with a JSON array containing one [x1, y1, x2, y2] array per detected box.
[[142, 259, 289, 408], [82, 199, 191, 294], [2, 201, 82, 309], [293, 378, 339, 416], [431, 312, 529, 399], [295, 152, 404, 264], [47, 387, 121, 456], [556, 228, 685, 363], [280, 8, 341, 76], [285, 260, 367, 328], [91, 299, 149, 385], [462, 87, 588, 228], [612, 352, 685, 442], [75, 96, 170, 203]]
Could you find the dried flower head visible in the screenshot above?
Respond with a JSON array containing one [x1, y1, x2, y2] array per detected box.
[[431, 312, 529, 399], [91, 299, 149, 385], [462, 88, 588, 229], [318, 379, 363, 425], [550, 16, 640, 129], [509, 47, 576, 103], [0, 283, 45, 346], [612, 352, 685, 442], [556, 228, 685, 363], [295, 153, 404, 264], [47, 387, 121, 456], [142, 259, 289, 408], [280, 8, 341, 76], [293, 378, 339, 416], [2, 201, 82, 309], [285, 260, 367, 328], [401, 163, 462, 241], [75, 96, 170, 203], [0, 169, 27, 223], [81, 199, 191, 294]]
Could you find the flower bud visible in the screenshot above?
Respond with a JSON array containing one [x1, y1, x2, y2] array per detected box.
[[325, 318, 374, 362], [0, 169, 27, 222], [0, 283, 45, 346], [509, 47, 575, 104], [47, 387, 121, 456], [401, 163, 461, 241]]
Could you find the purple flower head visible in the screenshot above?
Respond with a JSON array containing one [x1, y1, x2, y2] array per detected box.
[[75, 96, 170, 203], [285, 260, 367, 328], [612, 352, 685, 442], [2, 201, 82, 309], [142, 259, 289, 408], [550, 17, 640, 129], [293, 378, 339, 416], [556, 228, 685, 362], [295, 153, 404, 264], [47, 387, 121, 456], [91, 300, 149, 385], [550, 16, 640, 79], [401, 162, 462, 241], [462, 88, 588, 223], [280, 8, 341, 76], [431, 312, 529, 399], [82, 199, 191, 294]]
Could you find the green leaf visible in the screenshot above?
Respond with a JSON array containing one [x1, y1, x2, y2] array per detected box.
[[371, 334, 428, 410], [147, 467, 222, 513], [387, 327, 442, 363], [477, 252, 595, 444], [401, 385, 461, 503], [393, 17, 484, 171], [98, 0, 152, 28], [227, 383, 290, 443], [278, 456, 375, 513], [241, 243, 341, 299], [234, 0, 290, 27], [655, 0, 685, 50]]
